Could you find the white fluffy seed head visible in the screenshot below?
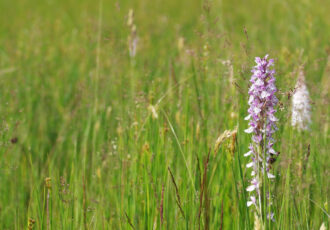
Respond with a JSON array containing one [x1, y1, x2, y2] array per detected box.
[[319, 222, 326, 230], [291, 66, 311, 131]]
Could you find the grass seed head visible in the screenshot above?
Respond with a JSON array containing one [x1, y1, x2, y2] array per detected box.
[[28, 218, 36, 230], [253, 213, 263, 230], [319, 222, 326, 230], [148, 105, 158, 119], [214, 129, 236, 154], [291, 65, 311, 131], [45, 177, 51, 189]]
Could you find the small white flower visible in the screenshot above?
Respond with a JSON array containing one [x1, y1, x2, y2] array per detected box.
[[267, 173, 275, 179], [269, 148, 276, 155], [247, 201, 254, 207], [255, 78, 264, 86], [253, 107, 261, 114], [261, 91, 270, 98], [244, 126, 254, 133], [246, 185, 255, 192], [269, 114, 278, 122], [244, 114, 251, 120], [248, 95, 254, 104], [246, 162, 254, 168], [267, 212, 275, 221], [254, 70, 261, 76], [244, 150, 253, 157], [247, 196, 256, 207]]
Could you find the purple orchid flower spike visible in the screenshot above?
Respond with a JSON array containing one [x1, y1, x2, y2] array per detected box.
[[244, 55, 278, 221]]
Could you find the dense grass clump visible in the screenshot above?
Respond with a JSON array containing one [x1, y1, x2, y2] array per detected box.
[[0, 0, 329, 229]]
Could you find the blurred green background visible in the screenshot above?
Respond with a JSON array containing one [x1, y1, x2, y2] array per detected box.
[[0, 0, 329, 229]]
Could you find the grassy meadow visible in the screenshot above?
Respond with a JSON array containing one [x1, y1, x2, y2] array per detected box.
[[0, 0, 329, 229]]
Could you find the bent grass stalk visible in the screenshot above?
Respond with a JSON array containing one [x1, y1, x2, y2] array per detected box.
[[162, 110, 196, 192]]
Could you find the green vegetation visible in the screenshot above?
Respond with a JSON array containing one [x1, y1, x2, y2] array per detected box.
[[0, 0, 329, 229]]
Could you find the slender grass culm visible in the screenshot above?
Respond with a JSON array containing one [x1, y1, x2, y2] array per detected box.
[[244, 55, 279, 227]]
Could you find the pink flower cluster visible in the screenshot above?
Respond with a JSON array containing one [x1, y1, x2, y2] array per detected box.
[[244, 55, 278, 216]]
